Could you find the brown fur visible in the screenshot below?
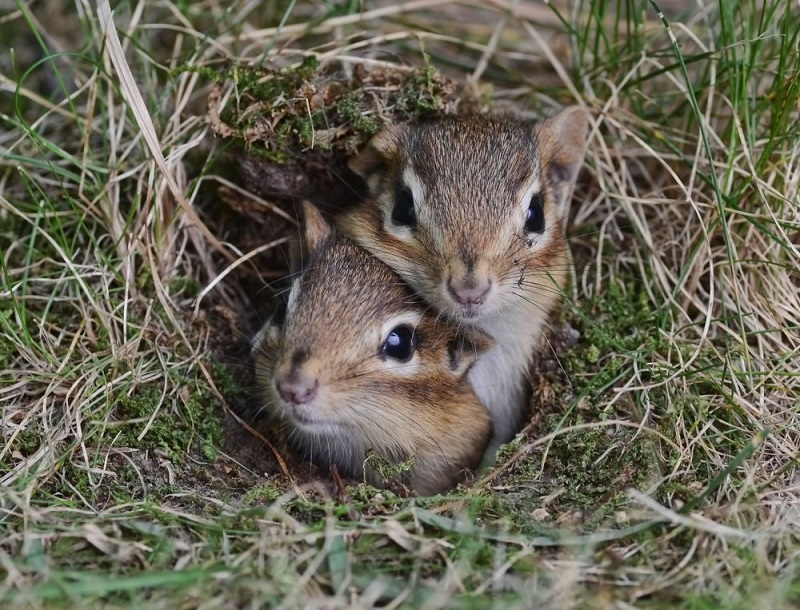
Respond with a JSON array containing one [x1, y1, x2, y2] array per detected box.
[[338, 108, 590, 450], [253, 203, 493, 495]]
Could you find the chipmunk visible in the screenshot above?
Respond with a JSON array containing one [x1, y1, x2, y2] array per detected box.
[[252, 202, 493, 495], [336, 107, 590, 452]]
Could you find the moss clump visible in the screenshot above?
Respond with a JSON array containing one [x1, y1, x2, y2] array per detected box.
[[364, 450, 416, 486], [192, 53, 473, 266], [336, 90, 382, 137], [395, 53, 448, 116], [242, 483, 282, 507], [482, 274, 668, 533], [565, 280, 667, 396], [544, 416, 653, 528], [204, 55, 459, 161], [344, 483, 402, 507], [484, 417, 655, 534], [10, 420, 42, 456], [111, 368, 224, 462], [199, 56, 462, 212]]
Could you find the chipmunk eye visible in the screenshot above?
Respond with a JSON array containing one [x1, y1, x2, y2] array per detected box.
[[524, 192, 545, 234], [382, 325, 415, 362], [391, 182, 417, 228]]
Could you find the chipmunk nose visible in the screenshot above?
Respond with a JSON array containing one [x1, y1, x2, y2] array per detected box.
[[276, 375, 319, 405], [447, 277, 492, 306]]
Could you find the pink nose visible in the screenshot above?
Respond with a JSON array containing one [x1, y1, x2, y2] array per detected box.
[[276, 376, 319, 405], [448, 278, 492, 306]]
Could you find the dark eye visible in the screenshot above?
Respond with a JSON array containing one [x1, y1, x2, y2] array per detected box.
[[271, 294, 288, 325], [525, 192, 545, 234], [391, 182, 416, 228], [382, 325, 415, 362]]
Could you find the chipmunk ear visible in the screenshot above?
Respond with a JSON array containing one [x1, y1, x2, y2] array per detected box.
[[301, 200, 332, 254], [537, 105, 590, 189], [349, 124, 407, 194], [447, 328, 494, 378]]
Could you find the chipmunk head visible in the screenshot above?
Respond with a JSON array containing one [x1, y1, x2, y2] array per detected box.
[[342, 107, 589, 324], [253, 202, 492, 488]]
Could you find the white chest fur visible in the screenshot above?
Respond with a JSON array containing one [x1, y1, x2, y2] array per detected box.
[[468, 301, 549, 451]]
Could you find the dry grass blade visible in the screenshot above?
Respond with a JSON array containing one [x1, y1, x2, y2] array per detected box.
[[95, 0, 233, 263]]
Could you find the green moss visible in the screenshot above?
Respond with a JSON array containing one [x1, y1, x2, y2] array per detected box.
[[184, 376, 225, 462], [200, 53, 459, 170], [242, 483, 282, 507], [344, 482, 397, 504], [396, 53, 446, 116], [179, 56, 326, 163], [109, 366, 224, 462], [272, 109, 331, 152], [210, 359, 246, 406], [169, 275, 202, 298], [548, 418, 652, 527], [176, 56, 319, 103], [295, 55, 320, 81], [482, 425, 654, 534], [171, 63, 221, 84], [491, 431, 525, 465], [35, 460, 93, 506], [248, 143, 291, 164], [480, 269, 671, 532], [11, 420, 42, 456], [280, 496, 328, 526], [114, 387, 185, 461], [564, 280, 667, 395], [337, 91, 382, 136], [364, 450, 415, 484]]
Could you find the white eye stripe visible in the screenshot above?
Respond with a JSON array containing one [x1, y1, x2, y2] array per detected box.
[[506, 179, 546, 241], [402, 166, 425, 205], [519, 179, 543, 212], [382, 167, 421, 239], [285, 280, 300, 314]]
